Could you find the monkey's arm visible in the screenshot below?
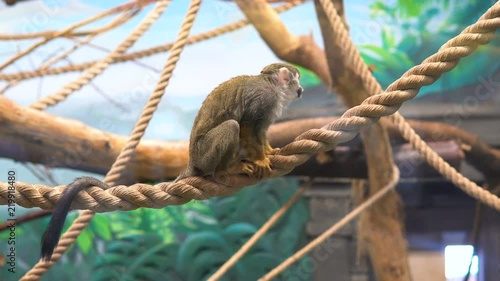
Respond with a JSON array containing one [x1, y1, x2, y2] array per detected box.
[[41, 177, 111, 261]]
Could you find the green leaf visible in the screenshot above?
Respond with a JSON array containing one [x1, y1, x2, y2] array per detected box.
[[381, 26, 396, 49], [369, 1, 394, 18], [359, 45, 411, 71], [91, 214, 112, 240], [400, 0, 422, 17], [77, 229, 93, 254]]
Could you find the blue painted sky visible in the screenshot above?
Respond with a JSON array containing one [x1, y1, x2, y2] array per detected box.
[[0, 0, 379, 100]]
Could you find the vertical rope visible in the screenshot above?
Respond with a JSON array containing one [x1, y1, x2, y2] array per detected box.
[[104, 0, 201, 183], [19, 1, 179, 279], [259, 167, 400, 280]]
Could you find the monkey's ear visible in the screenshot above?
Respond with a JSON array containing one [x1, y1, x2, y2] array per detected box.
[[277, 67, 290, 86]]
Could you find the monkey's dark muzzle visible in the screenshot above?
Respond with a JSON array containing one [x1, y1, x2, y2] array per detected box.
[[297, 86, 304, 97]]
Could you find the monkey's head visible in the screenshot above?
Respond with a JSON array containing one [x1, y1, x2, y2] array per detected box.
[[261, 63, 304, 100]]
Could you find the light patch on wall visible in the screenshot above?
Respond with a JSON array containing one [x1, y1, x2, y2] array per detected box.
[[445, 245, 478, 280]]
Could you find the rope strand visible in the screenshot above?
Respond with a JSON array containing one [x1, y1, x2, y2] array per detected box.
[[0, 0, 144, 72], [20, 1, 174, 279], [28, 2, 170, 111], [0, 0, 306, 82], [0, 10, 138, 95], [0, 0, 153, 40]]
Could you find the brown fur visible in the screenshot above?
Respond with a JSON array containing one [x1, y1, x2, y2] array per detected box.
[[176, 63, 303, 181]]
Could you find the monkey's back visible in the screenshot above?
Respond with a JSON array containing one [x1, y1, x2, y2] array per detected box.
[[190, 75, 277, 138], [185, 74, 280, 178]]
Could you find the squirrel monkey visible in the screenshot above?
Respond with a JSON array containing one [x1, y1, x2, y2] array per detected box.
[[176, 62, 303, 181], [40, 62, 303, 261]]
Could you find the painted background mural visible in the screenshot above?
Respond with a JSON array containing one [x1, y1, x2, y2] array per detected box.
[[0, 0, 498, 280]]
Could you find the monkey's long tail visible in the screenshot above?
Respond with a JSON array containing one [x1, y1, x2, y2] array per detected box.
[[40, 177, 111, 261]]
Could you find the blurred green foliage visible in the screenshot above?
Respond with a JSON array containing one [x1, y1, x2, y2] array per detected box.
[[90, 178, 308, 281], [362, 0, 499, 98], [5, 178, 307, 281], [296, 65, 322, 88]]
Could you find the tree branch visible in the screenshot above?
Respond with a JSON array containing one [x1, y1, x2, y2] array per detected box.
[[0, 95, 188, 184], [234, 0, 332, 86]]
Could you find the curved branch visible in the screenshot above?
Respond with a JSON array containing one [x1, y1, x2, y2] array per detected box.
[[234, 0, 332, 86]]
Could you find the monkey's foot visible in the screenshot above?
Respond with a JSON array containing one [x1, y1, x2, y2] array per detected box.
[[252, 157, 273, 179], [240, 161, 255, 177]]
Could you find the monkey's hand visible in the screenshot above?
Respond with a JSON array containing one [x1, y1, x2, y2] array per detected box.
[[252, 157, 273, 179]]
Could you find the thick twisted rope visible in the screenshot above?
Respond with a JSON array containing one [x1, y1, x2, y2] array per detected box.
[[0, 0, 144, 72], [28, 1, 170, 111], [0, 0, 306, 82], [318, 0, 500, 209], [2, 1, 500, 214], [259, 166, 400, 281], [19, 0, 176, 279]]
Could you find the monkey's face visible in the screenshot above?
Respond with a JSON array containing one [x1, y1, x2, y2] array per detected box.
[[261, 63, 304, 101], [277, 67, 303, 101]]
